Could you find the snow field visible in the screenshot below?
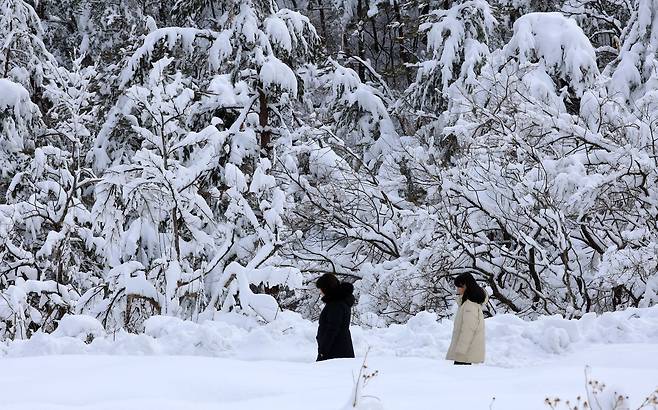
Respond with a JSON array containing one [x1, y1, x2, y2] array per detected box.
[[0, 345, 657, 410], [0, 307, 657, 409]]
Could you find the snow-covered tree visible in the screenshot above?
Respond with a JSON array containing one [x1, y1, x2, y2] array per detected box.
[[396, 0, 495, 171], [0, 79, 43, 339], [405, 0, 495, 114], [562, 0, 631, 67], [499, 12, 599, 113], [2, 0, 658, 339], [0, 0, 58, 99], [0, 79, 41, 196], [417, 12, 658, 317], [80, 1, 316, 330], [606, 0, 658, 103], [0, 57, 104, 339], [320, 60, 399, 166]]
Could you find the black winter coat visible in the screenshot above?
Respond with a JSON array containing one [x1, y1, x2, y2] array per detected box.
[[316, 282, 355, 361]]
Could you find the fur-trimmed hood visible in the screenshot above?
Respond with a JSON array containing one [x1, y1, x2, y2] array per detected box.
[[322, 282, 355, 307]]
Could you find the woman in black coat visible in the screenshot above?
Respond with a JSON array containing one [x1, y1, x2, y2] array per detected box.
[[315, 273, 355, 361]]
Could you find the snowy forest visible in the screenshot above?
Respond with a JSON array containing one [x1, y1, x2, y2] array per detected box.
[[1, 0, 658, 340]]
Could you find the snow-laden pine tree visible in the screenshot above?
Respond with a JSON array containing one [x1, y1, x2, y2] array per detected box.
[[321, 59, 399, 167], [606, 0, 658, 104], [405, 0, 495, 114], [399, 0, 495, 170], [82, 0, 315, 330], [0, 79, 40, 196], [0, 0, 57, 92]]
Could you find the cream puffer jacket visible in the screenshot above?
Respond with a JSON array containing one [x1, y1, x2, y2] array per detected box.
[[445, 295, 487, 364]]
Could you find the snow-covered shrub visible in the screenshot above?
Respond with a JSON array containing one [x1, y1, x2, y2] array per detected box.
[[0, 284, 36, 340], [0, 280, 75, 340], [50, 314, 105, 342]]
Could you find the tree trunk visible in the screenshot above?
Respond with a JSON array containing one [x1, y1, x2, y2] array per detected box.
[[172, 206, 181, 260], [393, 0, 412, 84], [259, 89, 271, 157], [357, 0, 367, 79], [316, 0, 327, 43]]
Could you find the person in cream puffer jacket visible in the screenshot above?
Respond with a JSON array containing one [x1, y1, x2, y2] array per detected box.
[[446, 273, 488, 365]]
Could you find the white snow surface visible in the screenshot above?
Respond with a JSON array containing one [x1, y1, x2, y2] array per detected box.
[[1, 307, 657, 409]]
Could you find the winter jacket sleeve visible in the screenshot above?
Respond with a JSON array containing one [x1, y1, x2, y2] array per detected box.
[[455, 303, 479, 356], [317, 302, 344, 360]]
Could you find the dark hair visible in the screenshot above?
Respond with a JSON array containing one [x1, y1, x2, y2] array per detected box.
[[316, 273, 340, 296], [454, 273, 487, 304]]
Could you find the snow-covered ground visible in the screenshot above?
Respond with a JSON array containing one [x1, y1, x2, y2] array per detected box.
[[1, 307, 657, 409], [1, 345, 657, 410]]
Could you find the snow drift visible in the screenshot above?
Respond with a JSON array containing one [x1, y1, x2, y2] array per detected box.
[[2, 306, 657, 368]]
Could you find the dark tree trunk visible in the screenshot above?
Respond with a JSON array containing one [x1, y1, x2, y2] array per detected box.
[[259, 89, 271, 157]]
